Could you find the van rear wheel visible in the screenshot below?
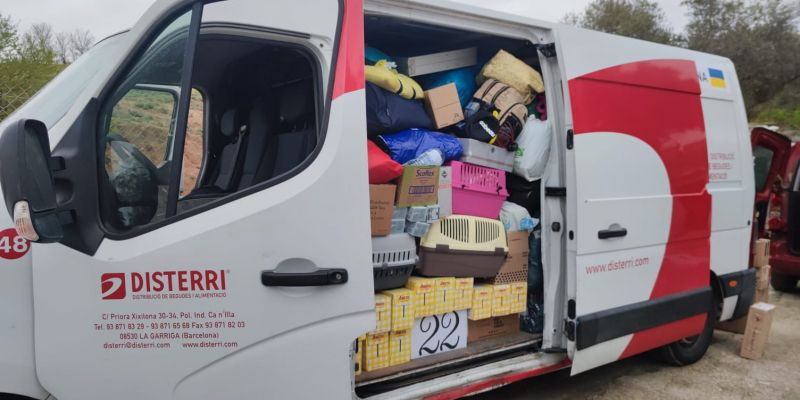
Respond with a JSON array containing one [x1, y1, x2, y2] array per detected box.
[[655, 288, 716, 366], [771, 271, 798, 292]]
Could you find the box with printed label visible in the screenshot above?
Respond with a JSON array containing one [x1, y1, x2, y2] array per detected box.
[[757, 264, 771, 291], [491, 284, 512, 317], [396, 166, 440, 207], [469, 284, 493, 320], [433, 277, 456, 315], [383, 288, 415, 331], [354, 335, 365, 375], [373, 294, 392, 333], [405, 276, 436, 318], [468, 314, 520, 343], [364, 332, 390, 371], [488, 231, 530, 284], [740, 302, 776, 360], [370, 184, 396, 236], [510, 282, 528, 314], [389, 329, 412, 366], [438, 166, 452, 217], [453, 277, 474, 310], [424, 83, 465, 129], [753, 238, 770, 267]]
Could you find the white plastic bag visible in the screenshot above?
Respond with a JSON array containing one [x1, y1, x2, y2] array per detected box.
[[513, 117, 551, 181], [499, 201, 539, 232]]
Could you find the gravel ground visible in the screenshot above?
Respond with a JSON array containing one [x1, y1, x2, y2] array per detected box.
[[477, 287, 800, 400]]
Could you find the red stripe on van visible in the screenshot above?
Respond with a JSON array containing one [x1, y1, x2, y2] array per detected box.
[[569, 59, 711, 358], [332, 0, 365, 99], [423, 359, 572, 400]]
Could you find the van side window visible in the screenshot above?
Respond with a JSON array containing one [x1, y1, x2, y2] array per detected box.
[[97, 9, 319, 233], [753, 145, 775, 191]]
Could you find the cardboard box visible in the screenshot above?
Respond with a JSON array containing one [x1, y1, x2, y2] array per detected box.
[[383, 288, 415, 331], [469, 284, 493, 320], [438, 166, 452, 218], [491, 284, 512, 317], [510, 282, 528, 314], [756, 286, 770, 304], [389, 329, 412, 366], [424, 83, 465, 129], [396, 47, 477, 77], [364, 332, 390, 371], [717, 317, 747, 334], [373, 294, 392, 333], [354, 335, 365, 375], [740, 302, 776, 360], [753, 239, 770, 267], [396, 166, 439, 207], [757, 265, 771, 291], [433, 277, 456, 315], [370, 185, 396, 236], [488, 231, 530, 284], [468, 314, 520, 343], [405, 276, 436, 318], [453, 277, 474, 311]]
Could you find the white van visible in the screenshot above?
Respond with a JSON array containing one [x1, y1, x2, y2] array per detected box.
[[0, 0, 757, 399]]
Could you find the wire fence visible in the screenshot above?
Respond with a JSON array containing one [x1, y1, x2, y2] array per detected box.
[[0, 62, 66, 123]]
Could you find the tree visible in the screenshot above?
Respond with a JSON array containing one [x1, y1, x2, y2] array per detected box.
[[69, 29, 94, 60], [683, 0, 800, 113], [0, 13, 18, 61], [18, 22, 55, 64], [564, 0, 677, 45], [53, 32, 71, 63]]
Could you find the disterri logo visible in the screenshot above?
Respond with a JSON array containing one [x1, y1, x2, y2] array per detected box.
[[101, 273, 126, 300]]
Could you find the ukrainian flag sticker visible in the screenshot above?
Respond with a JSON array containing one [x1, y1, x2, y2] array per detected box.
[[709, 68, 726, 88]]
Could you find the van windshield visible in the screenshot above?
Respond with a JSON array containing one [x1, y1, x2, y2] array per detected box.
[[5, 32, 130, 129]]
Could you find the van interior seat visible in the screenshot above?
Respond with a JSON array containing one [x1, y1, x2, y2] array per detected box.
[[236, 96, 280, 189], [186, 108, 248, 198]]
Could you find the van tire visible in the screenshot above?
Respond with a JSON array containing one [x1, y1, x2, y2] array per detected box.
[[770, 271, 798, 292], [654, 288, 716, 366]]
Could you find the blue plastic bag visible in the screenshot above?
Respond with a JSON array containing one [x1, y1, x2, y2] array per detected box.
[[418, 66, 478, 107], [378, 128, 463, 165]]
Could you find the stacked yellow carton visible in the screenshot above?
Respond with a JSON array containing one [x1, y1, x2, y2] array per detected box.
[[510, 282, 527, 314], [453, 277, 474, 310], [406, 277, 436, 318], [354, 335, 365, 376], [434, 277, 456, 314], [384, 288, 414, 331], [364, 332, 390, 371], [491, 284, 512, 317], [373, 294, 392, 333], [469, 284, 493, 320], [389, 329, 412, 366]]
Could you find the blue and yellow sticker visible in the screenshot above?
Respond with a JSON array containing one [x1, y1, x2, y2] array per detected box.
[[708, 68, 726, 88]]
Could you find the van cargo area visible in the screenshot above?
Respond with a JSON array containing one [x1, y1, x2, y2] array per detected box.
[[356, 13, 551, 398]]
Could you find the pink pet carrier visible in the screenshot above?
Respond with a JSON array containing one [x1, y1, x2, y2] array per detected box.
[[450, 161, 508, 218]]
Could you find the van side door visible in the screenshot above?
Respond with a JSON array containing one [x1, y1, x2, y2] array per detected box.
[[558, 26, 714, 374], [751, 127, 792, 235], [21, 1, 374, 399]]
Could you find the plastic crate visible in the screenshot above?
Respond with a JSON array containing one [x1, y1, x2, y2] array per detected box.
[[418, 216, 508, 277], [458, 138, 514, 172], [372, 233, 417, 290], [451, 161, 509, 218]]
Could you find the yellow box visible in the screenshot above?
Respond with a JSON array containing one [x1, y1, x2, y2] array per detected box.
[[453, 277, 474, 310], [469, 284, 493, 320], [364, 332, 390, 371], [510, 282, 527, 314], [373, 294, 391, 333], [382, 288, 415, 331], [406, 276, 435, 318], [389, 329, 412, 366], [492, 284, 512, 317], [434, 277, 456, 315], [354, 335, 365, 376]]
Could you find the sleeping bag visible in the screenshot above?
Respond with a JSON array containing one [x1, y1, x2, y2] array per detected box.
[[378, 128, 463, 165], [366, 82, 433, 136]]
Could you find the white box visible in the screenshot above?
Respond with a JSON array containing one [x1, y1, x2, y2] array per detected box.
[[438, 166, 452, 217], [396, 47, 477, 77]]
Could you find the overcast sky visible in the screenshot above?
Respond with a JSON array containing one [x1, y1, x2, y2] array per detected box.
[[2, 0, 690, 43]]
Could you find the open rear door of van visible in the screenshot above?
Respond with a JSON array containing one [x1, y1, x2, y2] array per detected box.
[[751, 127, 792, 234], [558, 26, 714, 374], [25, 1, 374, 399]]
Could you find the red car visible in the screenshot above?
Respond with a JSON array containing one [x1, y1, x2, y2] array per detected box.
[[752, 126, 800, 291]]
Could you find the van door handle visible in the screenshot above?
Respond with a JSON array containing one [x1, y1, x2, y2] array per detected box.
[[598, 226, 627, 239], [261, 268, 348, 287]]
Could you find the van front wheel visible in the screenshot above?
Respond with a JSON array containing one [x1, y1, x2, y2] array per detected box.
[[655, 289, 716, 366], [770, 271, 798, 292]]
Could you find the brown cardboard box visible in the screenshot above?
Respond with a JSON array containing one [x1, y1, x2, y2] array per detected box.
[[740, 302, 776, 360], [370, 185, 396, 236], [753, 239, 770, 267], [396, 166, 440, 207], [757, 265, 771, 291], [468, 314, 520, 343], [488, 231, 530, 284], [756, 286, 770, 304], [717, 317, 747, 334], [424, 83, 464, 129]]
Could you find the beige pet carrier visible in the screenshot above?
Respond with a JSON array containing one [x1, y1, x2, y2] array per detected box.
[[417, 216, 508, 277]]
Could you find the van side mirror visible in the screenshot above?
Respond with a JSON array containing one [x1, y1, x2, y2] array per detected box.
[[0, 119, 64, 242]]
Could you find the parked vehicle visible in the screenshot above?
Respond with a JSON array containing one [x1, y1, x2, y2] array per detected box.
[[752, 126, 800, 292], [0, 0, 756, 399]]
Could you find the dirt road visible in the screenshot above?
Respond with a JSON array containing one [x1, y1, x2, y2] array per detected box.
[[478, 288, 800, 400]]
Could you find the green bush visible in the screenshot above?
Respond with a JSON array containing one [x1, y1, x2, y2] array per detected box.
[[0, 62, 66, 121]]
